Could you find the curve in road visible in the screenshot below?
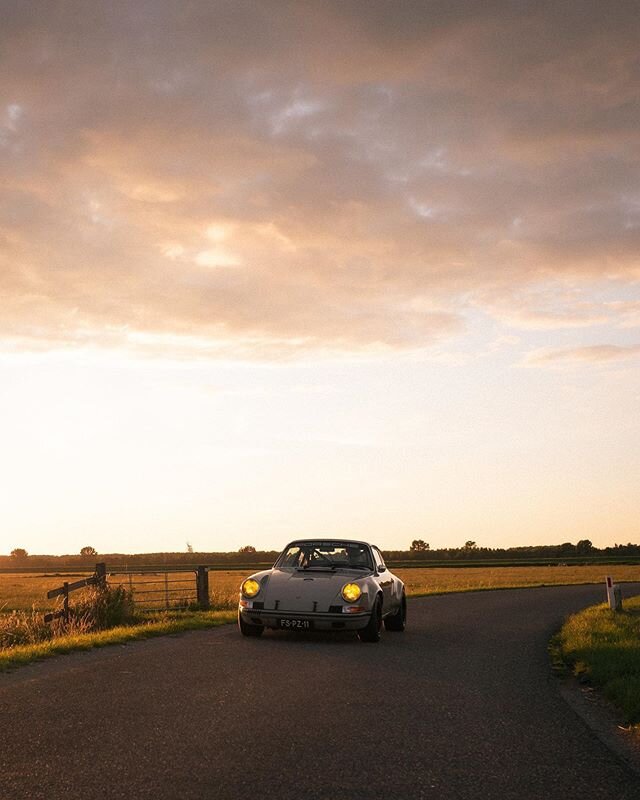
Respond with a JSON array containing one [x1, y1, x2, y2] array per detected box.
[[1, 584, 640, 800]]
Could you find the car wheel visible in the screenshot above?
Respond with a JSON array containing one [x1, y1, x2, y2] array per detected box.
[[358, 596, 382, 643], [384, 592, 406, 632], [238, 611, 264, 637]]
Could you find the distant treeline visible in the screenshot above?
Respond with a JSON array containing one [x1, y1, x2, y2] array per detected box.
[[384, 541, 640, 562], [1, 540, 639, 569]]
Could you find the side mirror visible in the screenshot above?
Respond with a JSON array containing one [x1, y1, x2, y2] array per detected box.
[[377, 566, 387, 573]]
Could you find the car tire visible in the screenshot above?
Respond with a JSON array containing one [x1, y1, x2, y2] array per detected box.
[[384, 592, 406, 632], [358, 596, 382, 643], [238, 611, 264, 637]]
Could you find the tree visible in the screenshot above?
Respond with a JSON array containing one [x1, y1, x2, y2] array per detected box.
[[10, 548, 28, 559], [80, 546, 98, 557], [576, 539, 593, 555], [463, 540, 477, 550], [238, 545, 256, 554], [410, 539, 430, 552]]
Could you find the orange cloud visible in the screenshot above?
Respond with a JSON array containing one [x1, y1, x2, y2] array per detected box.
[[1, 1, 639, 358]]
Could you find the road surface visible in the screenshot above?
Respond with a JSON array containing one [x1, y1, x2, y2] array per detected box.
[[2, 584, 640, 800]]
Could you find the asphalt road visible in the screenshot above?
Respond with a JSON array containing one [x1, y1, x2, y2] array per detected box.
[[2, 584, 640, 800]]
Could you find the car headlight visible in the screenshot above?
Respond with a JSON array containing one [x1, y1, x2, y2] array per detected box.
[[341, 583, 361, 602], [241, 578, 260, 598]]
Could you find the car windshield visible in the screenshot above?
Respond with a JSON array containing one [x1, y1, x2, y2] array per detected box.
[[276, 541, 373, 571]]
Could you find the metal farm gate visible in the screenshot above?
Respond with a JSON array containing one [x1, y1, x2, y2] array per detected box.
[[108, 566, 210, 611]]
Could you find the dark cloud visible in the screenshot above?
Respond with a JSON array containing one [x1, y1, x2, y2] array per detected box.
[[1, 1, 639, 356]]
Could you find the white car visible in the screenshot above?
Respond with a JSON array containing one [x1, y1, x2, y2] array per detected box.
[[238, 539, 406, 642]]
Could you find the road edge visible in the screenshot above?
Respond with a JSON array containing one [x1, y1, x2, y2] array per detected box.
[[555, 674, 640, 778]]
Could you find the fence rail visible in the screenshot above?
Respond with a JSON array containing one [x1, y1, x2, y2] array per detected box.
[[44, 564, 107, 623]]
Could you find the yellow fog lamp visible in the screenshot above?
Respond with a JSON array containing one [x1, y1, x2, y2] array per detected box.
[[341, 583, 361, 603], [241, 579, 260, 598]]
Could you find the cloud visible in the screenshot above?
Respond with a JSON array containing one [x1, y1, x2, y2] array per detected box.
[[525, 344, 640, 366], [607, 301, 640, 328], [1, 1, 639, 358], [473, 285, 612, 330]]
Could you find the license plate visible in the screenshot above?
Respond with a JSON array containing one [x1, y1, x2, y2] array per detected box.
[[278, 618, 312, 630]]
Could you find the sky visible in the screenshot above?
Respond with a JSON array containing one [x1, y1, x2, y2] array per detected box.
[[1, 1, 639, 555]]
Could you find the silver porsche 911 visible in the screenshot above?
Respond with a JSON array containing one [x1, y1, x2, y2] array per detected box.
[[238, 538, 406, 642]]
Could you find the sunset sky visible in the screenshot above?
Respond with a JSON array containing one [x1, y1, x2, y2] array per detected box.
[[1, 1, 639, 555]]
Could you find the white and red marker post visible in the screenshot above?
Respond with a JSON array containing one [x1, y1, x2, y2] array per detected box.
[[605, 575, 623, 611]]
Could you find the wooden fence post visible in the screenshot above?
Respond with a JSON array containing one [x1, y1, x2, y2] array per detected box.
[[63, 582, 69, 623], [196, 566, 210, 610], [95, 562, 107, 589]]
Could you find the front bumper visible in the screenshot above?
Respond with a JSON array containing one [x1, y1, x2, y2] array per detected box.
[[239, 606, 371, 631]]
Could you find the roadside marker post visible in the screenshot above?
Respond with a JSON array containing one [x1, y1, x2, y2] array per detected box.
[[605, 576, 623, 611]]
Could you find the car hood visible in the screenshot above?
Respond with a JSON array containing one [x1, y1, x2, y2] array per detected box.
[[260, 568, 370, 613]]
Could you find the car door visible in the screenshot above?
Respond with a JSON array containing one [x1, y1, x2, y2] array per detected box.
[[372, 546, 393, 613]]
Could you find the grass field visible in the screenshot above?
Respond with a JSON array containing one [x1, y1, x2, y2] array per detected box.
[[398, 564, 640, 597], [2, 564, 639, 613], [1, 564, 639, 673], [555, 595, 640, 725]]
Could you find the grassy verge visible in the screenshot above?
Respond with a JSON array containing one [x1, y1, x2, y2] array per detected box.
[[0, 610, 236, 672], [553, 595, 640, 725]]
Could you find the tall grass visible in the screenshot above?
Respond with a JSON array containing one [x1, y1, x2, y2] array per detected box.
[[209, 586, 237, 611], [0, 584, 134, 650], [0, 607, 92, 648]]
